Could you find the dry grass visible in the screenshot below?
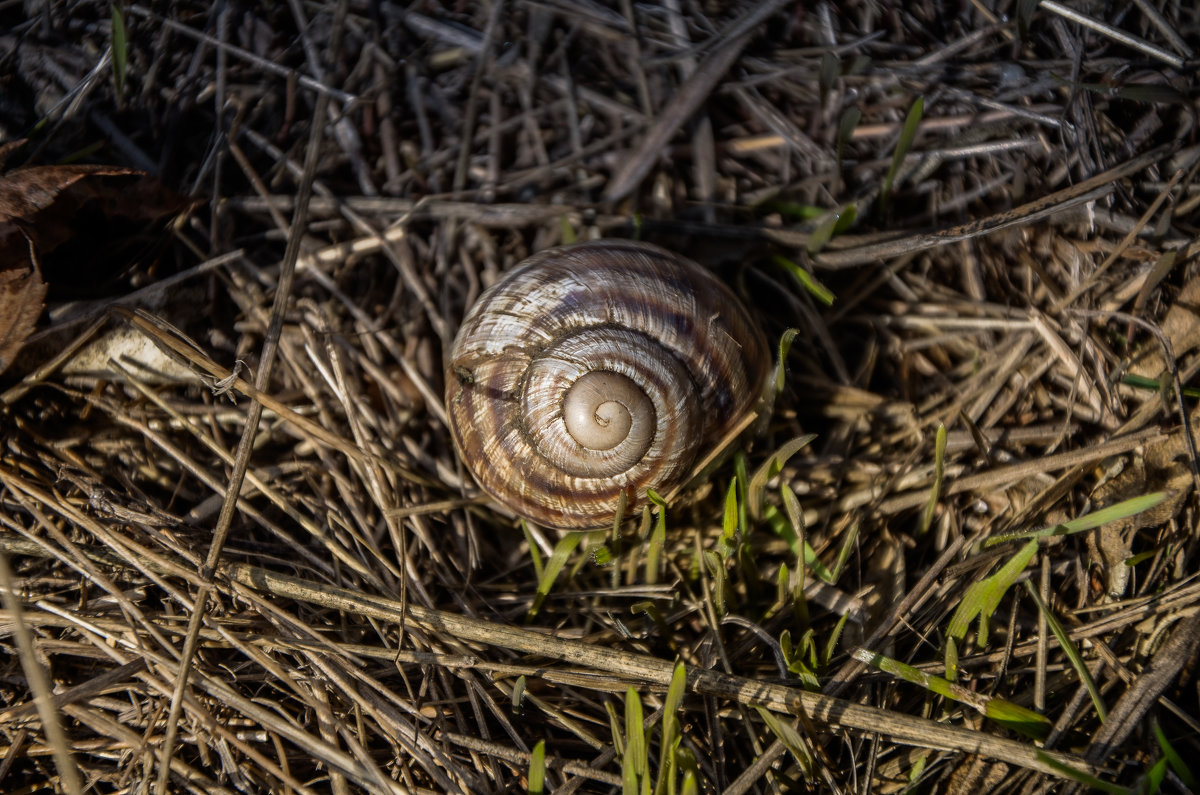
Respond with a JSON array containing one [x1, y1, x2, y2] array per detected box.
[[1, 1, 1199, 793]]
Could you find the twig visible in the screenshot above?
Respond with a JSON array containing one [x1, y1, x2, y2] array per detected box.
[[603, 0, 792, 201], [1038, 0, 1189, 70]]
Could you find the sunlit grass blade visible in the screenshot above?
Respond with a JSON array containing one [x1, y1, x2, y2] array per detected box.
[[646, 490, 668, 584], [984, 492, 1167, 548], [749, 434, 816, 519], [722, 480, 739, 540], [828, 522, 858, 582], [882, 97, 923, 202], [734, 454, 751, 537], [777, 484, 809, 622], [624, 687, 647, 793], [773, 253, 838, 299], [822, 611, 849, 669], [780, 483, 804, 545], [1022, 580, 1107, 722], [609, 490, 627, 588], [755, 707, 814, 778], [946, 540, 1038, 667], [780, 629, 820, 689], [528, 740, 546, 794], [901, 754, 928, 794], [655, 661, 687, 795], [607, 701, 625, 758], [854, 649, 1051, 739], [773, 328, 800, 395], [677, 749, 699, 795], [765, 503, 836, 584], [703, 550, 727, 617], [919, 423, 946, 535], [528, 531, 585, 620]]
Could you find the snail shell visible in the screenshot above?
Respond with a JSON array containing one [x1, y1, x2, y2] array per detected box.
[[445, 240, 769, 530]]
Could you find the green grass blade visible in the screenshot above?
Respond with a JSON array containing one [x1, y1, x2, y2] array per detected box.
[[755, 707, 814, 779], [625, 687, 647, 778], [945, 636, 959, 682], [607, 701, 625, 758], [773, 328, 800, 395], [828, 521, 858, 582], [521, 520, 544, 583], [677, 749, 699, 795], [984, 698, 1054, 740], [882, 97, 923, 202], [624, 757, 639, 795], [763, 503, 836, 583], [901, 754, 928, 794], [528, 531, 585, 620], [802, 207, 857, 257], [703, 550, 727, 617], [749, 434, 816, 519], [655, 661, 687, 795], [734, 454, 751, 537], [947, 539, 1038, 644], [646, 490, 667, 584], [773, 254, 837, 300], [528, 740, 546, 794], [661, 661, 686, 743], [836, 107, 861, 169], [722, 480, 739, 540], [1023, 580, 1107, 722], [1036, 752, 1127, 794], [512, 675, 527, 714], [1154, 720, 1197, 789], [1145, 755, 1168, 794], [854, 649, 1050, 739], [984, 492, 1167, 548], [919, 423, 946, 535], [111, 4, 128, 101], [822, 611, 849, 668]]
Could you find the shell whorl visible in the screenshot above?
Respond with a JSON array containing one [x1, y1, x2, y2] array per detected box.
[[445, 240, 769, 530]]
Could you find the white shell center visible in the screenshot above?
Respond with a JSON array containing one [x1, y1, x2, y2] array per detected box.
[[563, 372, 643, 451]]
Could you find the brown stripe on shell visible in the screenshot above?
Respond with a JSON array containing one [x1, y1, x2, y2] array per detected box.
[[445, 240, 770, 530]]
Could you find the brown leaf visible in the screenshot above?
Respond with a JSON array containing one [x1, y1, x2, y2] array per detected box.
[[0, 164, 141, 271], [0, 139, 26, 172], [0, 262, 47, 374], [0, 163, 193, 300]]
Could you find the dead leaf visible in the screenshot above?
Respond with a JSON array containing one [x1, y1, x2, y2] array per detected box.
[[1088, 435, 1191, 598], [1130, 272, 1200, 379], [0, 140, 26, 172], [0, 262, 47, 373], [0, 164, 142, 275]]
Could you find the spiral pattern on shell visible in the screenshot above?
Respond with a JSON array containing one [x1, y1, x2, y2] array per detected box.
[[445, 240, 770, 530]]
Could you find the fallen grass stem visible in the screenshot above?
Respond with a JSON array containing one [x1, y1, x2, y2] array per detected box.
[[0, 534, 1102, 781]]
